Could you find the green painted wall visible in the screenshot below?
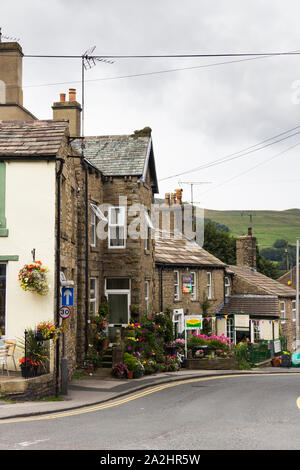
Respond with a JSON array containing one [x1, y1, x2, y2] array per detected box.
[[0, 162, 8, 236]]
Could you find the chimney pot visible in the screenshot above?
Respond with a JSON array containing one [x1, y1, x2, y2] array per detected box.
[[171, 193, 177, 205], [165, 193, 170, 205], [69, 88, 76, 101], [175, 188, 183, 205], [248, 227, 252, 236], [60, 93, 66, 102]]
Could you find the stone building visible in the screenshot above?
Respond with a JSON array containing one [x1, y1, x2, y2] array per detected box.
[[72, 130, 159, 342], [217, 229, 297, 349], [153, 192, 227, 333]]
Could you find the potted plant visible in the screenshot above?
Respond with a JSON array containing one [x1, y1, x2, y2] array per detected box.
[[133, 361, 144, 379], [123, 353, 137, 379], [112, 362, 129, 379], [36, 321, 61, 342], [18, 328, 49, 376], [18, 261, 49, 296]]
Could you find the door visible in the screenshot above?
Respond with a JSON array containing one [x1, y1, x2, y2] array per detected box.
[[105, 278, 131, 339]]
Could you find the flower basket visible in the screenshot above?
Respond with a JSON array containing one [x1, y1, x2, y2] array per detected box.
[[19, 261, 49, 296], [36, 321, 60, 341]]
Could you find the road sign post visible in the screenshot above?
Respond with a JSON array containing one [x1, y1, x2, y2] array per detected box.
[[59, 306, 72, 395], [184, 315, 202, 358]]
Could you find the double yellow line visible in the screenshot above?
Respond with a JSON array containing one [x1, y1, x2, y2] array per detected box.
[[0, 373, 299, 423]]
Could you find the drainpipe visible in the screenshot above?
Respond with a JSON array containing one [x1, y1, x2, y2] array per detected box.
[[84, 159, 89, 355], [159, 265, 163, 312], [55, 158, 64, 397]]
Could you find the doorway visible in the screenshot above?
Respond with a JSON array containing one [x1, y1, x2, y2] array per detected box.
[[105, 278, 130, 340]]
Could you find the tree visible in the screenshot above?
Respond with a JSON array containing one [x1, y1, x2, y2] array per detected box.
[[203, 221, 236, 265]]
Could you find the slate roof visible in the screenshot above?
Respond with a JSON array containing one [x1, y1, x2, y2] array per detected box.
[[218, 295, 280, 318], [0, 120, 68, 157], [227, 265, 296, 298], [155, 230, 226, 267], [277, 265, 300, 290], [72, 135, 151, 176]]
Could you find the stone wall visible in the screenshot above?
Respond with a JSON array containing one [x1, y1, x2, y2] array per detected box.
[[0, 373, 56, 401], [154, 266, 225, 316]]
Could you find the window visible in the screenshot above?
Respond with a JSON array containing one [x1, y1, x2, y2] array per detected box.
[[145, 280, 150, 312], [91, 211, 96, 247], [0, 263, 6, 335], [207, 272, 212, 299], [108, 207, 126, 248], [105, 278, 131, 326], [224, 277, 230, 297], [191, 272, 196, 301], [280, 301, 286, 324], [292, 300, 296, 322], [251, 320, 260, 342], [226, 317, 234, 344], [0, 80, 5, 104], [90, 277, 98, 315], [174, 271, 180, 301], [144, 210, 154, 251]]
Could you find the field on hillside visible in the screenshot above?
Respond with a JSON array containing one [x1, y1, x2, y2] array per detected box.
[[204, 208, 300, 248]]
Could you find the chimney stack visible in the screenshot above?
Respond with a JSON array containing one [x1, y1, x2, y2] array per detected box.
[[52, 88, 82, 137], [236, 228, 257, 269], [0, 38, 36, 120]]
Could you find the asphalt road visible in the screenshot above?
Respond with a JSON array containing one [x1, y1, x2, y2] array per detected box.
[[1, 374, 300, 451]]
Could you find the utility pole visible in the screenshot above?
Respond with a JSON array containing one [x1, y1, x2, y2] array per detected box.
[[178, 181, 212, 232]]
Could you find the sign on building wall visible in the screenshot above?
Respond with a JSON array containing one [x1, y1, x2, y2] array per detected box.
[[182, 275, 193, 293], [234, 314, 250, 329]]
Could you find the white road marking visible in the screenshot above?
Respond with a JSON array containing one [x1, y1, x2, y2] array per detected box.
[[17, 439, 49, 447]]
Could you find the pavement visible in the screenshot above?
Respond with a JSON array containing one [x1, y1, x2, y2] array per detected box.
[[0, 366, 299, 420]]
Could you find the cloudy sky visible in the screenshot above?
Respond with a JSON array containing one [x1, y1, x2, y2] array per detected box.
[[2, 0, 300, 211]]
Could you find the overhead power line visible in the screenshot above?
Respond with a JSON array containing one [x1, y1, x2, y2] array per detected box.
[[199, 140, 300, 197], [2, 49, 300, 60], [159, 124, 300, 182], [22, 53, 282, 89]]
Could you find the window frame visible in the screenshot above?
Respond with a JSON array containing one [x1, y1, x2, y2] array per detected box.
[[224, 276, 230, 297], [90, 210, 97, 247], [108, 206, 126, 249], [191, 271, 197, 301], [207, 272, 212, 300], [145, 280, 150, 312], [174, 270, 180, 301], [89, 277, 98, 315], [280, 300, 286, 324], [292, 300, 296, 322]]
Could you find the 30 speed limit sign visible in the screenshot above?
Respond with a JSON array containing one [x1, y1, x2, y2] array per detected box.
[[59, 306, 71, 320]]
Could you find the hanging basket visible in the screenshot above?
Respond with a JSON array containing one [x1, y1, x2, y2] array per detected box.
[[18, 261, 49, 296]]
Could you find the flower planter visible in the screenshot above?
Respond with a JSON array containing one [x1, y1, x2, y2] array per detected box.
[[20, 365, 34, 378], [127, 370, 134, 379]]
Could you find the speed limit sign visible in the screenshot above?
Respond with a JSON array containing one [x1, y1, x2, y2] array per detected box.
[[59, 306, 71, 320]]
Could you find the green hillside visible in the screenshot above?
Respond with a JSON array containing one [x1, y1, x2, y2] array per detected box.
[[204, 208, 300, 249]]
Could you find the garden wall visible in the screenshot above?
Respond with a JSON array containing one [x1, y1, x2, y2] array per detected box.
[[0, 373, 56, 401], [185, 357, 239, 370]]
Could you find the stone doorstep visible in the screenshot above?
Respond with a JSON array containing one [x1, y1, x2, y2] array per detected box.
[[0, 373, 53, 396]]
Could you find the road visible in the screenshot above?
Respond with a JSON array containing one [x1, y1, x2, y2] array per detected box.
[[0, 374, 300, 450]]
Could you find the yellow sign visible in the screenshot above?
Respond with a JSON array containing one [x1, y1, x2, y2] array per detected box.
[[185, 315, 202, 329]]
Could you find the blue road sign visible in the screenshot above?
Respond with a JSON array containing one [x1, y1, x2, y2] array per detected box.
[[62, 287, 74, 307]]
